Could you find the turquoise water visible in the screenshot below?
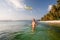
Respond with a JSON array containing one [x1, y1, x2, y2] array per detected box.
[[0, 20, 60, 40]]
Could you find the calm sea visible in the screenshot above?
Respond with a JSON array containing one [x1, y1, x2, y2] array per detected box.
[[0, 20, 60, 40]]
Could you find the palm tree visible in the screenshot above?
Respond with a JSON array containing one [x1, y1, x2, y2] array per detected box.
[[57, 0, 60, 4], [40, 0, 60, 20]]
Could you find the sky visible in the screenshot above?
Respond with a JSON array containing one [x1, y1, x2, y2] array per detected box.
[[0, 0, 56, 20]]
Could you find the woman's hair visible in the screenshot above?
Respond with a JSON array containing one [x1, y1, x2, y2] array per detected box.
[[32, 18, 35, 21]]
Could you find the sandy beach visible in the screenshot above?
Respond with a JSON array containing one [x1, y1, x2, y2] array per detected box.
[[40, 20, 60, 27]]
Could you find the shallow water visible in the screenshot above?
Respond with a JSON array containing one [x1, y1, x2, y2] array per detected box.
[[0, 20, 60, 40]]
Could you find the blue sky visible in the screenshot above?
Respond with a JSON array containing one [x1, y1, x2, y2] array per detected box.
[[0, 0, 56, 20]]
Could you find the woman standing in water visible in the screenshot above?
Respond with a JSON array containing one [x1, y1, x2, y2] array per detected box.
[[32, 18, 37, 32]]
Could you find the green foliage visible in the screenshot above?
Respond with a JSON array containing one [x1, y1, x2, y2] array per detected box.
[[41, 0, 60, 21]]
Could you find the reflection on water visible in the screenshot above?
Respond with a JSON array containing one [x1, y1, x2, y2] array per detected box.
[[11, 22, 60, 40], [0, 21, 60, 40]]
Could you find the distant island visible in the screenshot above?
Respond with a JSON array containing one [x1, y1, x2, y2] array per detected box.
[[40, 0, 60, 21]]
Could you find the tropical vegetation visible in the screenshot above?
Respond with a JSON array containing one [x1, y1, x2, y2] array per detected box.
[[41, 0, 60, 21]]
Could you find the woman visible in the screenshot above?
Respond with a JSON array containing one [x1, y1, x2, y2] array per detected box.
[[32, 18, 37, 32]]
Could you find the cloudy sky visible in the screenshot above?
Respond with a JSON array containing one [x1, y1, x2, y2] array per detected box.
[[0, 0, 56, 20]]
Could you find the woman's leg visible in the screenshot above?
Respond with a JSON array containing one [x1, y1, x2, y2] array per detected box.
[[32, 26, 36, 32]]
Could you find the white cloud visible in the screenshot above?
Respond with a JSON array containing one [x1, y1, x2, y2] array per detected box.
[[5, 0, 33, 10], [0, 0, 34, 20], [5, 0, 25, 9], [48, 5, 52, 11]]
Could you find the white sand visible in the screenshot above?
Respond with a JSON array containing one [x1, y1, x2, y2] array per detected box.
[[40, 20, 60, 23]]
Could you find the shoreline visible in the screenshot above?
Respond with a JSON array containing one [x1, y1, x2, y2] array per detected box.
[[40, 20, 60, 27]]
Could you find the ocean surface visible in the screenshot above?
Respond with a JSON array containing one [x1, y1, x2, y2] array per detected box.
[[0, 20, 60, 40]]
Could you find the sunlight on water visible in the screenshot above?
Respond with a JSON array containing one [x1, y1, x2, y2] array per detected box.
[[0, 21, 60, 40]]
